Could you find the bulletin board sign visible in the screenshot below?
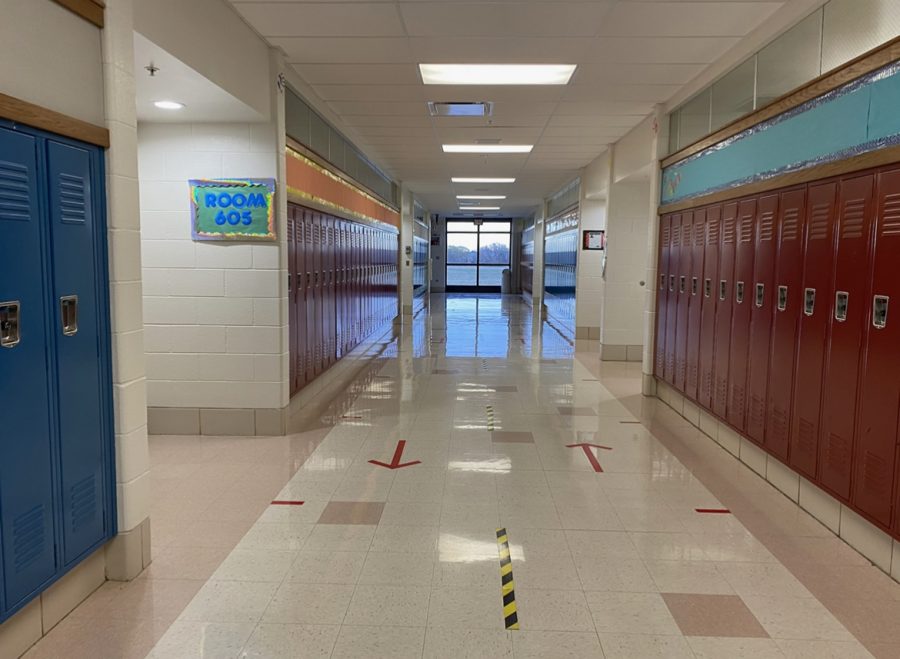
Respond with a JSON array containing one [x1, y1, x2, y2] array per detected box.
[[190, 178, 276, 241], [583, 229, 606, 250]]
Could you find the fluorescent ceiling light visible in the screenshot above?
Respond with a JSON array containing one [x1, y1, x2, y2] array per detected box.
[[443, 144, 532, 154], [451, 177, 515, 184], [154, 100, 185, 110], [459, 206, 501, 211], [420, 64, 576, 86], [456, 195, 506, 200]]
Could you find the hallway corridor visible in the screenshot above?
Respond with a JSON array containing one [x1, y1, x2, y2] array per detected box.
[[24, 296, 899, 658]]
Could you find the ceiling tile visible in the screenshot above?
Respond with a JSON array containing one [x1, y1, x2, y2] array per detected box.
[[584, 36, 740, 63], [597, 2, 783, 37], [409, 36, 592, 63], [280, 38, 412, 63], [313, 85, 426, 102], [293, 64, 420, 85], [571, 62, 707, 86], [234, 2, 407, 36]]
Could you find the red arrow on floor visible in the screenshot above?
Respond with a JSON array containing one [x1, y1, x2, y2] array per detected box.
[[566, 443, 612, 473], [369, 440, 421, 470]]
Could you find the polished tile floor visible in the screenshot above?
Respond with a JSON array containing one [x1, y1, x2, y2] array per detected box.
[[24, 294, 900, 658]]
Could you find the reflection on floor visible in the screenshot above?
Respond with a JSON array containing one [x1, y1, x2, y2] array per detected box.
[[23, 294, 900, 658]]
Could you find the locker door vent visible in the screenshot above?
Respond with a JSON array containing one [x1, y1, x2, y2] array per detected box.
[[770, 405, 788, 440], [722, 218, 736, 243], [715, 378, 728, 407], [808, 203, 830, 240], [825, 433, 851, 472], [13, 504, 47, 572], [70, 474, 97, 532], [797, 418, 817, 454], [781, 209, 800, 240], [730, 385, 746, 419], [861, 450, 889, 496], [58, 173, 87, 224], [758, 214, 775, 241], [707, 222, 720, 244], [840, 199, 865, 239], [880, 194, 900, 236], [0, 160, 31, 222], [749, 395, 765, 429]]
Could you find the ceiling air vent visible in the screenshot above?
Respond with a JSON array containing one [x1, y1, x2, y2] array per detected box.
[[427, 101, 494, 117]]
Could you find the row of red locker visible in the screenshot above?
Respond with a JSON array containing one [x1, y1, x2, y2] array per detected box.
[[654, 164, 900, 536], [287, 204, 398, 395]]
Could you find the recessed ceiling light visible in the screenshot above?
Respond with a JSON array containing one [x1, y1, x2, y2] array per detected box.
[[456, 195, 506, 200], [420, 64, 577, 85], [451, 177, 516, 184], [154, 100, 185, 110], [443, 144, 532, 154], [459, 206, 501, 211]]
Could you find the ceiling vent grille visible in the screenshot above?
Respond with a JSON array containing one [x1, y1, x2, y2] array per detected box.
[[427, 101, 494, 117]]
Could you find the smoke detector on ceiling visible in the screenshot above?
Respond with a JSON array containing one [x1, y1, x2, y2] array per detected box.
[[427, 101, 494, 117]]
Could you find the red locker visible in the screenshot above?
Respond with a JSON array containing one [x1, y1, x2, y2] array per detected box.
[[288, 208, 297, 394], [297, 208, 310, 390], [852, 167, 900, 527], [713, 202, 738, 418], [685, 209, 706, 400], [818, 173, 875, 501], [790, 182, 838, 478], [654, 215, 671, 377], [745, 193, 779, 444], [764, 188, 807, 460], [664, 213, 682, 384], [727, 198, 757, 431], [312, 211, 324, 377], [697, 205, 721, 409], [674, 211, 693, 392]]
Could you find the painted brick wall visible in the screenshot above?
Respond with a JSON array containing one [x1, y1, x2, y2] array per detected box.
[[137, 122, 284, 409]]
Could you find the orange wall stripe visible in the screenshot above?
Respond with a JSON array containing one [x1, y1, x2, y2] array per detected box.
[[286, 149, 400, 228]]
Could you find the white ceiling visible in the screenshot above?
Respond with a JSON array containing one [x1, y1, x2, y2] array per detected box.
[[228, 0, 787, 216], [134, 32, 264, 123]]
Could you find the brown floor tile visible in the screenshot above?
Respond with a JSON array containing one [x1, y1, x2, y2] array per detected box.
[[662, 593, 769, 638], [557, 406, 597, 416], [317, 501, 386, 525], [492, 431, 535, 444]]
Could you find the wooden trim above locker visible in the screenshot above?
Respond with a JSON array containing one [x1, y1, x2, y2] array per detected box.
[[658, 143, 900, 215], [0, 93, 110, 148], [662, 36, 900, 169], [51, 0, 105, 28]]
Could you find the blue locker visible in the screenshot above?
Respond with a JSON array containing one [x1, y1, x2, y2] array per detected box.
[[46, 140, 110, 565], [0, 124, 114, 623]]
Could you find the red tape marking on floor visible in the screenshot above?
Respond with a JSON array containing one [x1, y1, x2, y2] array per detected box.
[[695, 508, 731, 514], [271, 500, 305, 506]]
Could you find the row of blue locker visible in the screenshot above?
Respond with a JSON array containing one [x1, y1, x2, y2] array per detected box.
[[0, 124, 115, 622]]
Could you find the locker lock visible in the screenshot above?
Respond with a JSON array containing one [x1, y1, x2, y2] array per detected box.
[[691, 277, 698, 296], [679, 276, 686, 294], [0, 300, 20, 348], [777, 286, 788, 312], [804, 288, 816, 316], [669, 275, 675, 292], [834, 291, 849, 322], [755, 283, 765, 308], [735, 281, 745, 304], [719, 280, 727, 301], [659, 273, 666, 290], [704, 278, 712, 298], [873, 295, 889, 329]]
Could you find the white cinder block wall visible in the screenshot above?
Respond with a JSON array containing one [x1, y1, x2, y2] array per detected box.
[[137, 122, 283, 414]]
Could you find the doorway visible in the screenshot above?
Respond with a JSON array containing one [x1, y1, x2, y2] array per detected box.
[[446, 220, 511, 292]]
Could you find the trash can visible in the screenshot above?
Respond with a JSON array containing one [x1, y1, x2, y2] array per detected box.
[[501, 268, 511, 293]]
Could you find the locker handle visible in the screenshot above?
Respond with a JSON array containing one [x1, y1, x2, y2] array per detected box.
[[60, 295, 78, 336], [691, 277, 698, 296], [719, 280, 727, 301], [835, 291, 849, 322], [669, 275, 675, 292], [704, 278, 712, 298], [804, 288, 816, 316], [0, 300, 21, 348], [735, 281, 745, 304], [288, 273, 292, 293], [873, 295, 889, 329], [777, 286, 788, 312], [679, 276, 686, 294], [755, 283, 764, 308]]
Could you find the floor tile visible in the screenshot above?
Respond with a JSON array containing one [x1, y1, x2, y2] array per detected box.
[[358, 552, 435, 585], [317, 501, 385, 525], [261, 583, 355, 625], [514, 589, 596, 632], [285, 551, 367, 584], [180, 581, 279, 623], [239, 623, 339, 659], [147, 621, 256, 659], [687, 636, 787, 658], [344, 585, 432, 627], [426, 586, 506, 629], [662, 593, 770, 638], [585, 591, 680, 635], [492, 431, 535, 444], [598, 633, 695, 659], [511, 630, 603, 658], [423, 628, 513, 658], [331, 625, 426, 659]]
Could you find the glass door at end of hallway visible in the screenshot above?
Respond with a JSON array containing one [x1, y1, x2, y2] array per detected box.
[[446, 220, 511, 292]]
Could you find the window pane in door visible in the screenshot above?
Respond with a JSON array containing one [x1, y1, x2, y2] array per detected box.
[[479, 233, 510, 264], [478, 265, 506, 287], [447, 221, 479, 232], [448, 265, 478, 286], [447, 232, 478, 264], [481, 221, 511, 232]]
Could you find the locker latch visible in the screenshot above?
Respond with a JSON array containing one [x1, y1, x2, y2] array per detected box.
[[0, 300, 20, 348], [873, 295, 889, 329], [777, 286, 788, 312], [834, 291, 849, 322], [719, 280, 727, 301], [704, 278, 712, 298], [736, 281, 745, 304], [755, 283, 765, 308], [659, 273, 666, 290], [669, 275, 675, 292], [691, 277, 698, 296], [60, 295, 78, 336], [804, 288, 816, 316], [679, 276, 686, 294]]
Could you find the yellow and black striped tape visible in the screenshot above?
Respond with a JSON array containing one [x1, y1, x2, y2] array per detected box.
[[486, 405, 495, 431], [496, 527, 519, 630]]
